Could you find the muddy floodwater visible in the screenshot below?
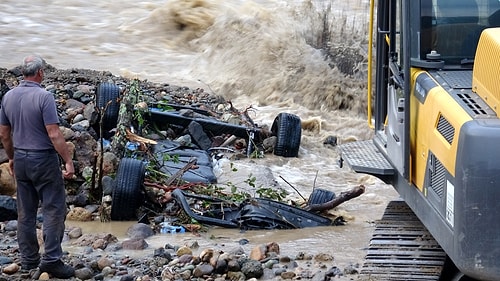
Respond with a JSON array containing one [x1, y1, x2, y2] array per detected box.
[[68, 178, 397, 271], [1, 0, 400, 276]]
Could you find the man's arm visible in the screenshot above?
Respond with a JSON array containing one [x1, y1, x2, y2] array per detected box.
[[46, 124, 75, 179], [0, 124, 13, 159]]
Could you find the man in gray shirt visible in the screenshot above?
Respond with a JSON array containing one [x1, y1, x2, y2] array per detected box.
[[0, 54, 75, 278]]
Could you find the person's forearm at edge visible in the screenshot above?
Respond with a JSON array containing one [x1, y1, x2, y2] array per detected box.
[[46, 124, 75, 178], [0, 124, 15, 175], [0, 125, 14, 159]]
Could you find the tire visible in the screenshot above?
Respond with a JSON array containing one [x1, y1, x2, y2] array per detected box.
[[111, 158, 146, 221], [307, 188, 336, 206], [271, 112, 301, 157], [96, 82, 120, 131]]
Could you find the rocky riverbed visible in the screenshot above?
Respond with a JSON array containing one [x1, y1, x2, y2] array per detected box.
[[0, 65, 363, 280], [1, 219, 361, 281]]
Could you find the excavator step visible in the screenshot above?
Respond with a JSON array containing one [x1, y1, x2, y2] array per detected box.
[[337, 140, 394, 176], [359, 200, 447, 281]]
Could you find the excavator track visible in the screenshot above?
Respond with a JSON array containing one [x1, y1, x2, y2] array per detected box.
[[359, 200, 447, 280]]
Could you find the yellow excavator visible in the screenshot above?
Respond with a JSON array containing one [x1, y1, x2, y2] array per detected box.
[[338, 0, 500, 280]]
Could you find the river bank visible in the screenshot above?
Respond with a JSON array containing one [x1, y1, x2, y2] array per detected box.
[[0, 65, 399, 280]]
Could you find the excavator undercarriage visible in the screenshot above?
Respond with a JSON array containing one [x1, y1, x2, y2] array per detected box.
[[359, 200, 447, 280]]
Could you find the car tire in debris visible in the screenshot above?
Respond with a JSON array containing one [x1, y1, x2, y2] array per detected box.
[[307, 188, 336, 206], [271, 112, 301, 157], [96, 82, 120, 131], [111, 158, 146, 221]]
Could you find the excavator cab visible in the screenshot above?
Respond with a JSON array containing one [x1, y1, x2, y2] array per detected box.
[[338, 0, 500, 280]]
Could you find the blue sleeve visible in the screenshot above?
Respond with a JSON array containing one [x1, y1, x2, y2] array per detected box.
[[42, 93, 60, 125], [0, 101, 11, 126]]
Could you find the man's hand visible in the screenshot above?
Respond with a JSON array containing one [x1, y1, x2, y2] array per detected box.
[[7, 159, 14, 176], [62, 161, 75, 179]]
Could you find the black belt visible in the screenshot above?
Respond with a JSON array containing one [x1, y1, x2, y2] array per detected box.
[[14, 148, 56, 155]]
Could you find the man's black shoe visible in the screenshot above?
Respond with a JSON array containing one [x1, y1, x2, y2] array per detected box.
[[39, 260, 75, 279], [21, 261, 39, 271]]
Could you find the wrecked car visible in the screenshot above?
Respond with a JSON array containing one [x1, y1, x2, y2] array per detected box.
[[95, 82, 339, 229], [108, 153, 339, 229]]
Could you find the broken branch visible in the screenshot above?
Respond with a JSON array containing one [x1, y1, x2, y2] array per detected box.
[[126, 128, 158, 145], [305, 185, 365, 212], [164, 158, 197, 186], [279, 175, 307, 202]]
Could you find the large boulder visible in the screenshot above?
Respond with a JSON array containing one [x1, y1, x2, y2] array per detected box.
[[73, 131, 98, 174], [0, 162, 15, 196], [126, 223, 154, 239]]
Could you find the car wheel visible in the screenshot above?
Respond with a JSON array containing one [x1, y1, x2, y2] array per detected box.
[[307, 188, 336, 206], [111, 158, 146, 221], [271, 112, 301, 157], [96, 82, 120, 131]]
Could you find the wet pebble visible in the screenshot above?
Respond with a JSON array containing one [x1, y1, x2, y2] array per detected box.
[[324, 135, 338, 146], [3, 220, 17, 231], [126, 223, 155, 239], [73, 113, 85, 123], [193, 263, 214, 277], [0, 256, 13, 265], [176, 245, 192, 256], [39, 272, 50, 280], [214, 258, 228, 274], [122, 238, 148, 250], [97, 256, 113, 270], [280, 270, 296, 279], [238, 238, 249, 245], [241, 259, 264, 279], [344, 263, 359, 275], [326, 265, 344, 277], [2, 263, 19, 274], [101, 266, 115, 276], [263, 258, 278, 269], [315, 252, 334, 262], [75, 267, 94, 280], [227, 261, 241, 274]]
